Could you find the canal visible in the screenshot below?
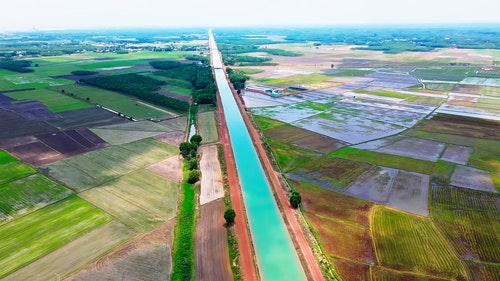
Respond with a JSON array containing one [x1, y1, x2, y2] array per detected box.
[[209, 30, 306, 281]]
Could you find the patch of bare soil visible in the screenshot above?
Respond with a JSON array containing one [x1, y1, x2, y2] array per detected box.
[[386, 171, 430, 216], [450, 165, 496, 193], [195, 199, 232, 281], [417, 114, 500, 140], [440, 145, 473, 165], [154, 131, 186, 147], [452, 84, 482, 95], [199, 145, 224, 205], [157, 90, 192, 102], [69, 220, 175, 281], [147, 155, 183, 183], [332, 258, 371, 281]]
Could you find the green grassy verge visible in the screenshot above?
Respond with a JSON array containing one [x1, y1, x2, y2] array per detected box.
[[171, 182, 196, 281], [372, 206, 466, 279], [0, 195, 112, 278], [4, 88, 90, 112]]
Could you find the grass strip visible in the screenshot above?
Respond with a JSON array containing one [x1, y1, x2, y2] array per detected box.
[[171, 182, 196, 281]]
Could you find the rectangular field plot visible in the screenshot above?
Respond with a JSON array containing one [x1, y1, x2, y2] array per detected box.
[[91, 121, 182, 145], [3, 221, 136, 281], [308, 212, 375, 264], [431, 186, 500, 264], [292, 112, 405, 144], [197, 111, 218, 143], [386, 171, 430, 216], [355, 136, 446, 162], [331, 100, 434, 127], [345, 166, 398, 203], [41, 138, 177, 191], [4, 88, 90, 113], [440, 144, 472, 165], [0, 174, 73, 223], [287, 157, 372, 191], [0, 108, 58, 141], [252, 102, 324, 123], [461, 77, 500, 87], [450, 165, 496, 193], [265, 124, 346, 154], [79, 170, 178, 232], [51, 85, 174, 119], [482, 86, 500, 97], [0, 196, 111, 278], [47, 107, 128, 130], [372, 206, 466, 279], [0, 151, 37, 185]]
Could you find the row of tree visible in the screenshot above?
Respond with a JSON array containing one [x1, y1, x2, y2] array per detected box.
[[151, 60, 216, 105], [226, 68, 249, 90], [0, 59, 34, 73], [82, 73, 189, 112]]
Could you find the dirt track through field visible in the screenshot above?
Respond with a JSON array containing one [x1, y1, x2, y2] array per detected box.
[[195, 199, 233, 281], [199, 145, 224, 205]]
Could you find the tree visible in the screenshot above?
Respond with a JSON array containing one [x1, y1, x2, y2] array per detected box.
[[224, 208, 236, 226], [187, 158, 197, 170], [190, 134, 202, 145], [179, 142, 191, 157], [187, 170, 200, 184], [290, 191, 301, 208]]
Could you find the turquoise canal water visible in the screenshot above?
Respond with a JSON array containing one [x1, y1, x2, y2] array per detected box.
[[211, 32, 306, 281]]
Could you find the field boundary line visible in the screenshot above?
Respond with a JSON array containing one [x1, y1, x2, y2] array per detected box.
[[374, 265, 453, 280], [369, 205, 380, 267]]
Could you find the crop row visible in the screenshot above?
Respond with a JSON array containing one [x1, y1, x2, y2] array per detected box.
[[372, 206, 465, 279], [431, 185, 500, 263], [0, 196, 111, 278]]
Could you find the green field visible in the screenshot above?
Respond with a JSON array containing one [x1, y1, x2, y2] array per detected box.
[[289, 156, 372, 190], [42, 138, 178, 191], [431, 186, 500, 265], [354, 89, 445, 105], [255, 73, 340, 88], [146, 74, 193, 94], [3, 220, 135, 281], [51, 84, 174, 119], [372, 206, 465, 279], [4, 88, 90, 112], [482, 86, 500, 97], [0, 151, 37, 185], [253, 115, 288, 131], [0, 174, 73, 223], [79, 169, 178, 232], [423, 82, 457, 92], [197, 111, 218, 143], [0, 196, 111, 278]]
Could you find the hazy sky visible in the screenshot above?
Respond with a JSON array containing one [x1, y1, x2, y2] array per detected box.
[[2, 0, 499, 30]]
